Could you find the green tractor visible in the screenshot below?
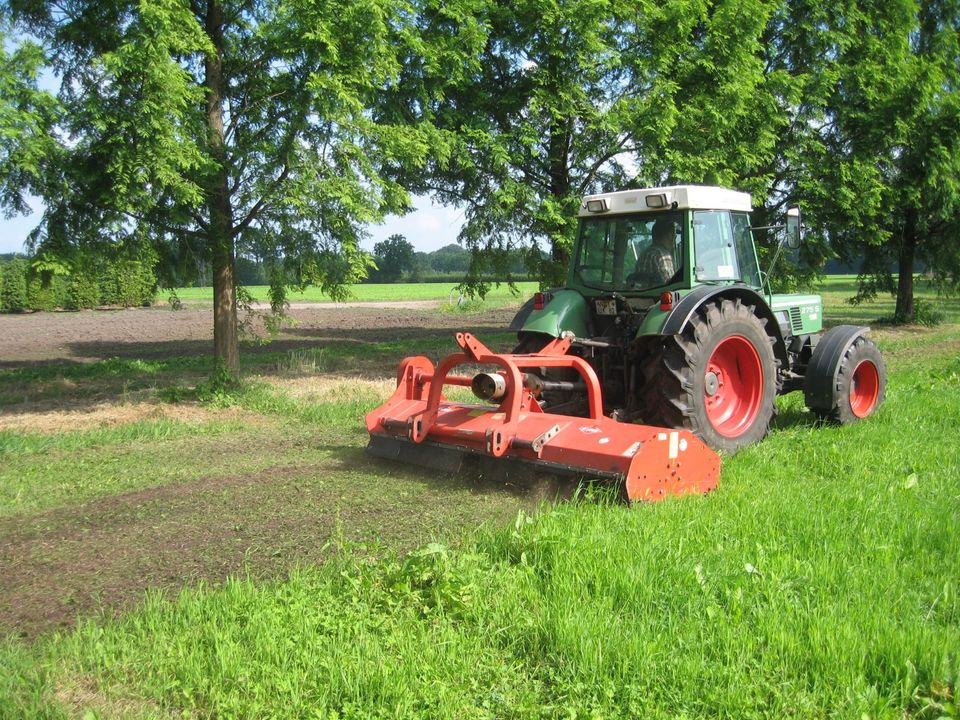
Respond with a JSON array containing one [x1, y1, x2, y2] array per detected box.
[[510, 185, 887, 453]]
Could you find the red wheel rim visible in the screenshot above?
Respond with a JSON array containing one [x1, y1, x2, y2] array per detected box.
[[704, 335, 763, 438], [849, 360, 880, 418]]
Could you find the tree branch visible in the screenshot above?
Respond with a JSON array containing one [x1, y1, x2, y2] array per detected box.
[[231, 162, 291, 238]]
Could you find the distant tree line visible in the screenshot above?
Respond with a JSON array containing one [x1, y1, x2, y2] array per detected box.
[[365, 235, 532, 283], [175, 239, 524, 288], [0, 250, 157, 313]]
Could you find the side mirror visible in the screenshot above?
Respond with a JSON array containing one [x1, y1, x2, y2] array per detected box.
[[786, 206, 802, 249]]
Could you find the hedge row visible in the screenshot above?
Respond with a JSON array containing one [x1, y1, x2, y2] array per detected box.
[[0, 255, 158, 313]]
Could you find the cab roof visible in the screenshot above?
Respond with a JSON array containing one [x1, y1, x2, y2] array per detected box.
[[578, 185, 753, 216]]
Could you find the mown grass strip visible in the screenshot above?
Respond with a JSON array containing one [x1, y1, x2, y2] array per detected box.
[[0, 420, 306, 519], [0, 418, 246, 459]]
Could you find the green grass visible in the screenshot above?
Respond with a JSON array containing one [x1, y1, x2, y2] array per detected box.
[[1, 278, 958, 717], [0, 418, 246, 459], [3, 350, 958, 718], [170, 281, 539, 307], [813, 275, 960, 325], [0, 421, 321, 519]]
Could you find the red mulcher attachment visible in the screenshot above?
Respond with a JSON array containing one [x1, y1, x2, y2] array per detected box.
[[365, 332, 720, 501]]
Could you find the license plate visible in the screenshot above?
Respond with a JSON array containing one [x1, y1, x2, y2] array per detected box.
[[595, 299, 617, 315]]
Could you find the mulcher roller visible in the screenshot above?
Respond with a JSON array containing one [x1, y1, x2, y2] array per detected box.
[[365, 332, 720, 502]]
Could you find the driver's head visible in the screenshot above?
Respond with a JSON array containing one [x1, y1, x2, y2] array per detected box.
[[652, 219, 675, 247]]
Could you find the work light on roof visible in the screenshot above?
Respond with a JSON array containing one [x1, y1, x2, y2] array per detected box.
[[585, 198, 609, 213], [645, 193, 668, 208]]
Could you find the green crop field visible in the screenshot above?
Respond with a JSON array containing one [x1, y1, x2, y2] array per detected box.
[[170, 281, 542, 308], [1, 277, 958, 718]]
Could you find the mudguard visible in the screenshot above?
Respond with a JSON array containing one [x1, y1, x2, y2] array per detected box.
[[656, 284, 788, 366], [510, 289, 590, 339]]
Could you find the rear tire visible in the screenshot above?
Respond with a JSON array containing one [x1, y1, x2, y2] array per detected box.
[[640, 298, 778, 453]]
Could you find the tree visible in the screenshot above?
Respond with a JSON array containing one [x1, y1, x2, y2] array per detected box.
[[372, 234, 415, 282], [429, 244, 471, 274], [7, 0, 480, 370], [810, 0, 960, 321], [390, 0, 787, 293], [0, 22, 58, 220], [0, 256, 28, 312]]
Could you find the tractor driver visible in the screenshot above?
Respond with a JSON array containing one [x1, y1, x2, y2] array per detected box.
[[629, 218, 678, 287]]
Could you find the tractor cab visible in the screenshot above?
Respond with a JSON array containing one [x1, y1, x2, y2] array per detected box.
[[570, 185, 762, 299]]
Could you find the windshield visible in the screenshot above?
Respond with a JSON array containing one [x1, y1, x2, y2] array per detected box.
[[574, 211, 683, 292]]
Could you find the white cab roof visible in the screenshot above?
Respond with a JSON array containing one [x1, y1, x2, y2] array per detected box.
[[578, 185, 753, 216]]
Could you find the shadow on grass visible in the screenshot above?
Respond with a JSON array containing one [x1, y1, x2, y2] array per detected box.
[[331, 440, 609, 507], [772, 405, 821, 432]]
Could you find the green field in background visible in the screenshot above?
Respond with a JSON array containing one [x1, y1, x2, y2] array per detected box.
[[170, 281, 541, 305]]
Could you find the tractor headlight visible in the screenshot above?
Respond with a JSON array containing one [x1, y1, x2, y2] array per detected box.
[[645, 193, 668, 208], [585, 198, 609, 213]]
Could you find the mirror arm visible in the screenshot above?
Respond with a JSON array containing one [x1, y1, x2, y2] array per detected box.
[[764, 239, 787, 295]]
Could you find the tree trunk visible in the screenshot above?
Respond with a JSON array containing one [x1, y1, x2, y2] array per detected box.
[[204, 0, 238, 372], [895, 208, 917, 323], [544, 112, 571, 288]]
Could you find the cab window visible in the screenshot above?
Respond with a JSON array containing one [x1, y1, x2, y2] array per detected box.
[[694, 210, 740, 282], [732, 212, 761, 287]]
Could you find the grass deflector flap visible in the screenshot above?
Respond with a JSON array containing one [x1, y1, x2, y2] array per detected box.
[[366, 332, 720, 501]]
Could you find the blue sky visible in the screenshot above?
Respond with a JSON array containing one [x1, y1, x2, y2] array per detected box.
[[0, 194, 465, 255]]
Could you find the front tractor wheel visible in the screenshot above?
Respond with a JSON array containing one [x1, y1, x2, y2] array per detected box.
[[641, 298, 778, 454], [804, 330, 886, 423]]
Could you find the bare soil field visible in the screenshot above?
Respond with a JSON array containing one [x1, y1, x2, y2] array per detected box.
[[0, 303, 517, 367]]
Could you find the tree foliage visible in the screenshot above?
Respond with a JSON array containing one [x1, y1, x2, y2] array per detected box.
[[390, 0, 796, 294], [808, 0, 960, 321], [0, 256, 28, 312], [3, 0, 957, 326], [371, 234, 416, 282], [6, 0, 481, 368], [0, 22, 58, 217]]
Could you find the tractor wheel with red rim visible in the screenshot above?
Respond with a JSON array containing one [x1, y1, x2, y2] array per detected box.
[[640, 298, 778, 454], [805, 333, 886, 423]]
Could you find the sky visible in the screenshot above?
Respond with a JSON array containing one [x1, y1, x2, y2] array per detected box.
[[0, 194, 466, 256]]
